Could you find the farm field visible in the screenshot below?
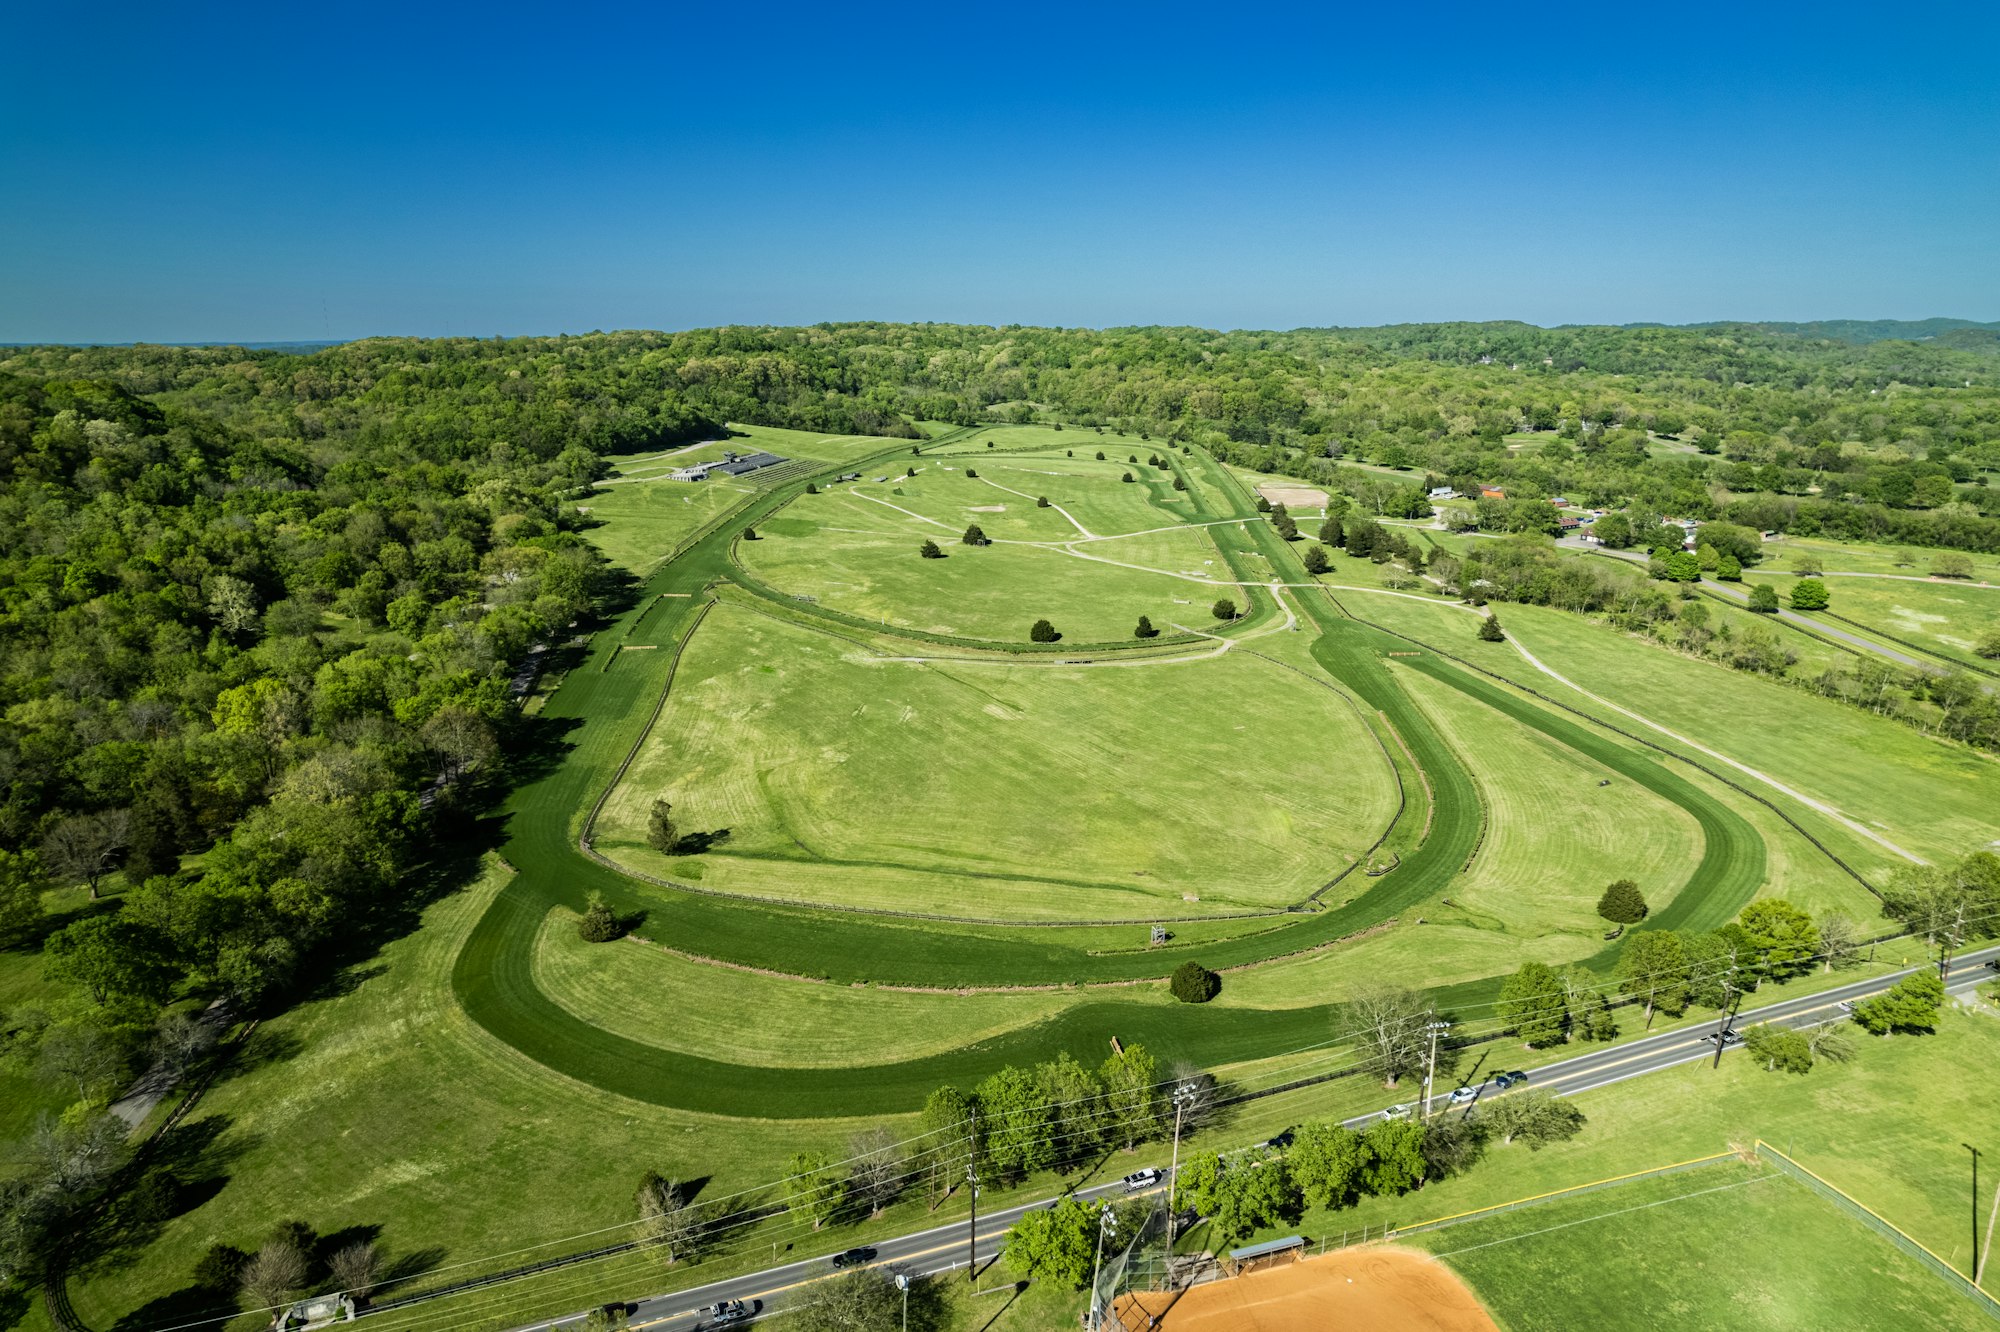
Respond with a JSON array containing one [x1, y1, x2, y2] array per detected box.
[[592, 601, 1400, 919], [1795, 575, 2000, 671], [1416, 1162, 1994, 1332]]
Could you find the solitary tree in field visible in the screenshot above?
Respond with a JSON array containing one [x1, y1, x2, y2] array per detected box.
[[919, 539, 944, 559], [1030, 619, 1059, 643], [964, 467, 977, 477], [1976, 626, 2000, 660], [1747, 583, 1780, 613], [578, 893, 623, 942], [647, 799, 677, 852], [1134, 615, 1158, 639], [1477, 614, 1505, 642], [1597, 879, 1648, 924], [1303, 545, 1330, 575], [1128, 455, 1139, 464], [804, 481, 818, 494], [1791, 552, 1824, 576], [1122, 472, 1134, 483], [1095, 451, 1106, 460], [1932, 552, 1974, 579], [1169, 961, 1219, 1003], [1211, 598, 1237, 621], [1789, 578, 1829, 610], [741, 526, 758, 541], [1172, 475, 1187, 491], [1037, 496, 1050, 508], [962, 524, 988, 546]]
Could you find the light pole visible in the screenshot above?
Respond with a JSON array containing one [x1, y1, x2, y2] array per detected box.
[[1422, 1020, 1451, 1120], [1086, 1206, 1118, 1332], [895, 1271, 909, 1332], [1166, 1081, 1198, 1256], [1967, 1144, 1981, 1282]]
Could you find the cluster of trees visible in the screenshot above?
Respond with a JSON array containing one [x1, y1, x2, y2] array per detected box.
[[0, 350, 627, 1286], [915, 1044, 1199, 1198]]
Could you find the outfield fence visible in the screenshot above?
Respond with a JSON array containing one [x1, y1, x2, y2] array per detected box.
[[1754, 1140, 2000, 1321]]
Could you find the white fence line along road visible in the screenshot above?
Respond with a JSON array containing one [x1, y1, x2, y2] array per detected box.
[[505, 943, 2000, 1332]]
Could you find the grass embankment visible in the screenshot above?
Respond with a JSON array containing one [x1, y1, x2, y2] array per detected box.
[[1420, 1161, 1995, 1331]]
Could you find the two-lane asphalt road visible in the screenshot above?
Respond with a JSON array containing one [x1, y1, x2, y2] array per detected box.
[[514, 943, 2000, 1332]]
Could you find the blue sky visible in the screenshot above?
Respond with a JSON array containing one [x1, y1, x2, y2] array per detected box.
[[3, 1, 1996, 341]]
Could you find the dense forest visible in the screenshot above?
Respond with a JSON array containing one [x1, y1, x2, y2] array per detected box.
[[1, 320, 1998, 1286]]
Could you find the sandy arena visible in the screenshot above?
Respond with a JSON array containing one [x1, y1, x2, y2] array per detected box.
[[1255, 483, 1330, 511], [1113, 1246, 1498, 1332]]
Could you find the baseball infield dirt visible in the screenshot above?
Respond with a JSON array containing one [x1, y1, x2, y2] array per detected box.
[[1113, 1246, 1498, 1332]]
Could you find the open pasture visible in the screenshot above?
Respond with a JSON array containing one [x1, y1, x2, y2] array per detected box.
[[592, 602, 1400, 920], [1796, 574, 2000, 671], [1494, 602, 2000, 868]]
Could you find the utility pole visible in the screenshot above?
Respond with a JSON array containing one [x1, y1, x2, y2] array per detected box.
[[1166, 1081, 1197, 1259], [1422, 1020, 1451, 1120], [965, 1107, 979, 1286], [1941, 901, 1968, 983], [1710, 967, 1739, 1070], [1086, 1206, 1118, 1332], [1967, 1144, 1981, 1282]]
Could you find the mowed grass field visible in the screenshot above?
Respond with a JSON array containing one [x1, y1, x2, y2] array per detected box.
[[739, 456, 1236, 644], [594, 603, 1399, 918], [1416, 1162, 1996, 1332], [582, 425, 908, 573], [1494, 602, 2000, 867], [1797, 575, 2000, 671], [1390, 661, 1703, 941]]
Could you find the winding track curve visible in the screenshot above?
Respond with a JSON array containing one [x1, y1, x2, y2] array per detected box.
[[449, 436, 1821, 1118]]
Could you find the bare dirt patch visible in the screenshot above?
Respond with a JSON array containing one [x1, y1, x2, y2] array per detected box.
[[968, 504, 1007, 512], [1257, 484, 1328, 510], [1117, 1246, 1498, 1332]]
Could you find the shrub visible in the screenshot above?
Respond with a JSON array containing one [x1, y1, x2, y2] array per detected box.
[[578, 897, 624, 943], [1037, 496, 1050, 508], [804, 481, 818, 494], [1029, 619, 1060, 643], [1477, 615, 1505, 641], [1211, 598, 1237, 621], [964, 467, 977, 478], [1170, 961, 1219, 1003], [1122, 472, 1134, 483], [741, 526, 758, 541], [1134, 615, 1158, 639], [919, 540, 944, 559], [962, 524, 989, 546]]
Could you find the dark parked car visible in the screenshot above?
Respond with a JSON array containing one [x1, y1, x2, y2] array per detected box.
[[832, 1246, 877, 1269]]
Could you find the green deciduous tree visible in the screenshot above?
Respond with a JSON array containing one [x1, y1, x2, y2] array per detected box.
[[919, 539, 944, 559], [1302, 545, 1330, 575], [1169, 961, 1219, 1004], [1499, 962, 1569, 1046], [1618, 930, 1689, 1020], [1134, 615, 1158, 639], [646, 800, 676, 853], [1006, 1196, 1100, 1287], [1741, 1023, 1814, 1074], [1212, 1153, 1302, 1242], [1478, 614, 1505, 642], [1737, 899, 1821, 977], [1789, 577, 1830, 610], [1748, 583, 1780, 612], [1211, 599, 1237, 621], [784, 1151, 845, 1229], [1100, 1043, 1164, 1148], [1359, 1118, 1428, 1195], [962, 524, 989, 545], [1481, 1090, 1586, 1148], [1289, 1121, 1367, 1211], [1852, 970, 1945, 1036], [1173, 1150, 1224, 1215], [1596, 879, 1648, 924], [1029, 619, 1059, 643]]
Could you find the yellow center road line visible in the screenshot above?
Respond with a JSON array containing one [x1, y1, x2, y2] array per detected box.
[[625, 1187, 1169, 1329]]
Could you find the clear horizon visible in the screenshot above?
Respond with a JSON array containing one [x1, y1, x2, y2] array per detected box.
[[4, 0, 1996, 343]]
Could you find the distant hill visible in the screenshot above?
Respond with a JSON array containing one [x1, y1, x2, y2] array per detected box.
[[1684, 318, 2000, 345]]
